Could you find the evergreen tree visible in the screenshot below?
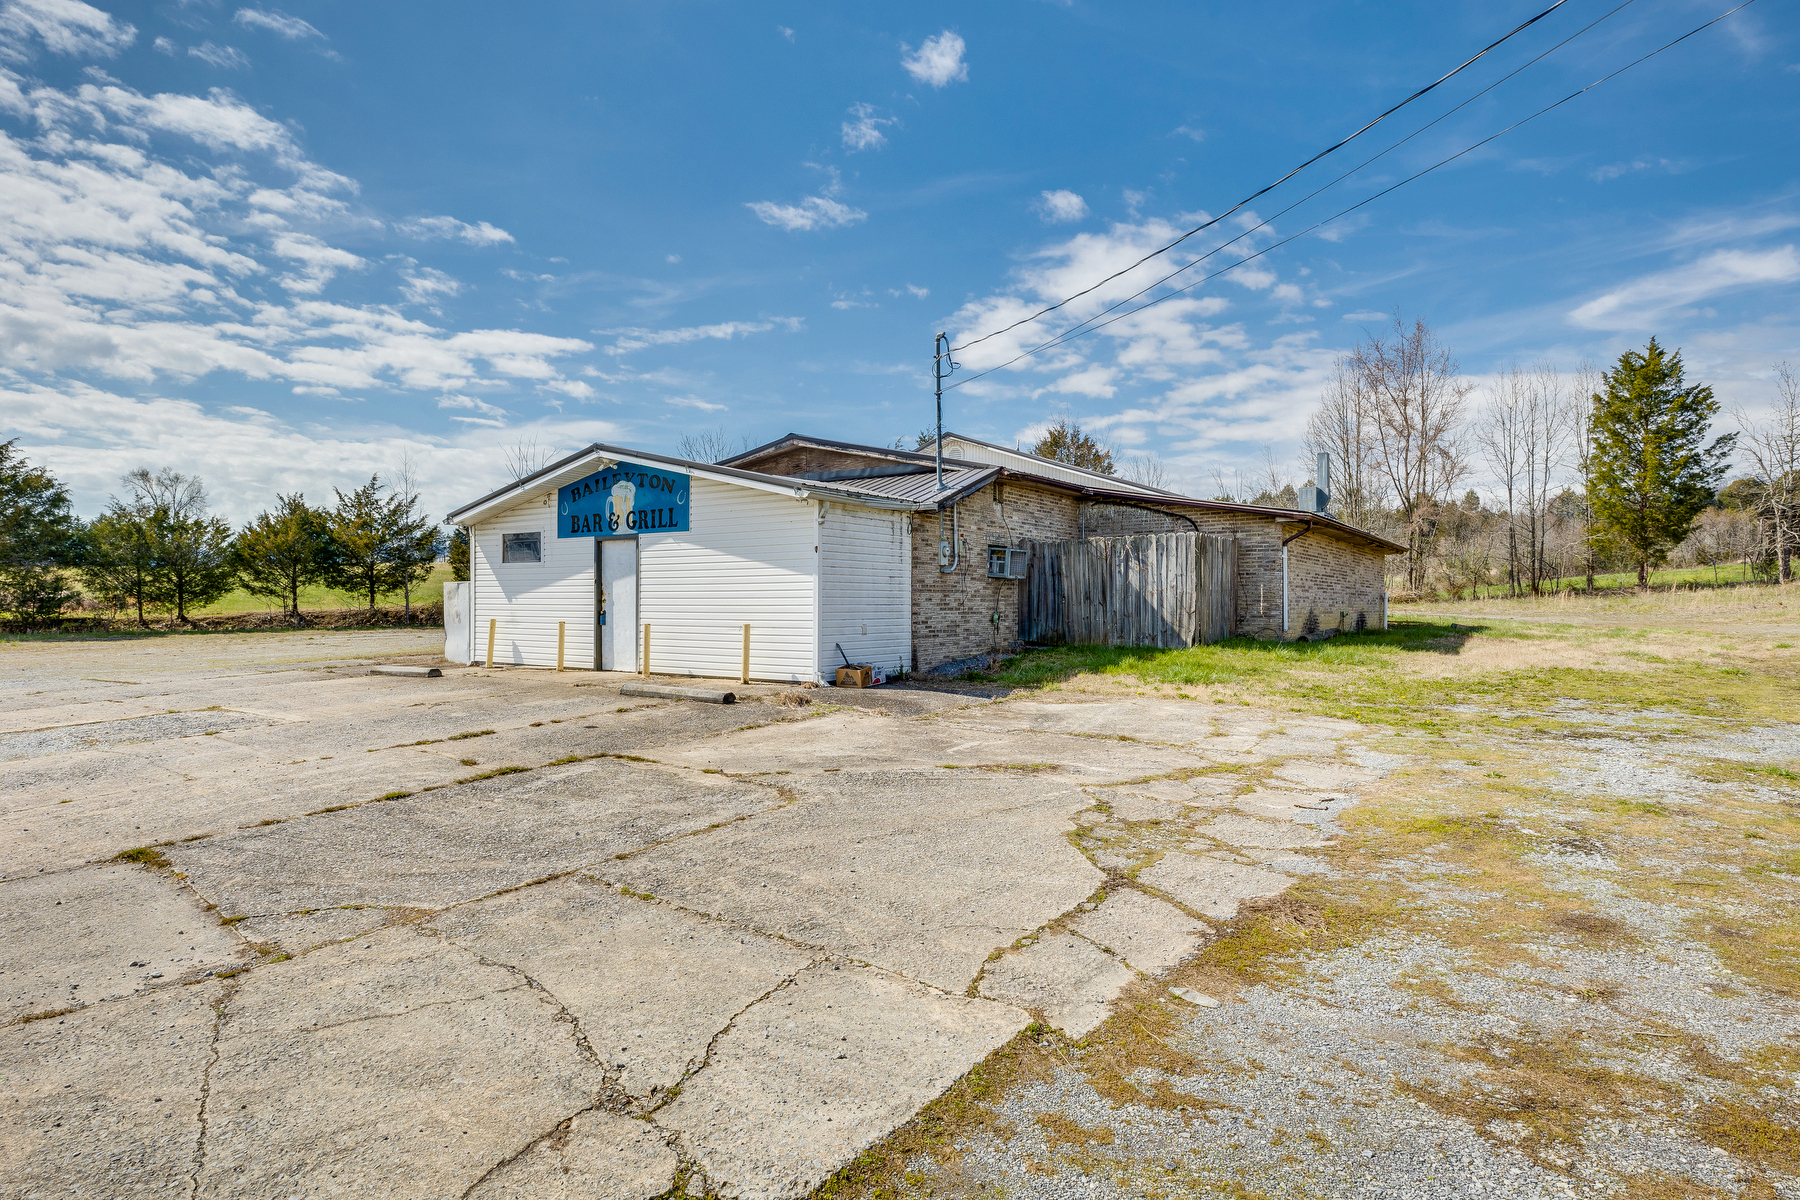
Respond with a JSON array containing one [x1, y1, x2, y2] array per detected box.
[[448, 527, 470, 582], [1588, 339, 1735, 587], [0, 440, 81, 621], [81, 501, 159, 625], [234, 494, 331, 623], [380, 485, 442, 622], [1031, 419, 1115, 474], [325, 476, 399, 611], [154, 509, 237, 623]]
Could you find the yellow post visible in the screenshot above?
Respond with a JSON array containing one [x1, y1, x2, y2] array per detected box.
[[556, 621, 566, 671], [641, 624, 651, 676], [741, 623, 751, 684], [485, 618, 497, 669]]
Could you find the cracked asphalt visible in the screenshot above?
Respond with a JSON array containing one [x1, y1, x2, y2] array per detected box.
[[0, 628, 1380, 1200]]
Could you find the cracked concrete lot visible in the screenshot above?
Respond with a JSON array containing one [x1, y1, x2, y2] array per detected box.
[[0, 628, 1372, 1199]]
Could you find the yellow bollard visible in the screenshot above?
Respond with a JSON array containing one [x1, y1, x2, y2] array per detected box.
[[556, 621, 566, 671], [741, 623, 750, 684], [486, 618, 497, 669], [642, 624, 650, 676]]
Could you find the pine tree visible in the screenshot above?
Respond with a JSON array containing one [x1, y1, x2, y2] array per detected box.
[[81, 502, 159, 625], [380, 486, 442, 622], [1031, 419, 1115, 474], [114, 468, 237, 623], [1588, 339, 1735, 587], [448, 527, 470, 582], [0, 440, 81, 621], [234, 494, 331, 623], [325, 476, 399, 611]]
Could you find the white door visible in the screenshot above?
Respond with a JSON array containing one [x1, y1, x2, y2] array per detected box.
[[599, 538, 638, 671]]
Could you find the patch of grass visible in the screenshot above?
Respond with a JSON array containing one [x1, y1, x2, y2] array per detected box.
[[447, 729, 496, 741], [938, 762, 1061, 773], [114, 846, 170, 869], [1036, 1112, 1115, 1150], [1693, 1099, 1800, 1169], [377, 790, 413, 801], [18, 1006, 80, 1024], [817, 1024, 1056, 1200], [455, 765, 529, 783]]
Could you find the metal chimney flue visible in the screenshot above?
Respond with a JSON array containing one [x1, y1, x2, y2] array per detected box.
[[1298, 453, 1332, 515]]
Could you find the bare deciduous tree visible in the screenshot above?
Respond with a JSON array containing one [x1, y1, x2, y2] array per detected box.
[[1305, 354, 1386, 530], [676, 427, 751, 464], [1735, 362, 1800, 584], [1476, 367, 1527, 595], [1351, 315, 1472, 593], [502, 437, 560, 482], [1122, 453, 1170, 490]]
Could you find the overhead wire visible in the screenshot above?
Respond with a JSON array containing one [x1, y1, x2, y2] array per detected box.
[[947, 0, 1579, 355], [943, 0, 1761, 394], [953, 0, 1645, 378]]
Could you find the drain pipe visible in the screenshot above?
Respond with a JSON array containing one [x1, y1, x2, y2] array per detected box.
[[1280, 520, 1313, 635]]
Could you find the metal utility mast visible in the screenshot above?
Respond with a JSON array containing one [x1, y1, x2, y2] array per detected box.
[[932, 331, 956, 491]]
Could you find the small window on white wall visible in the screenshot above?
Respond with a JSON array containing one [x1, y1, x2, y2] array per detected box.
[[501, 532, 542, 563]]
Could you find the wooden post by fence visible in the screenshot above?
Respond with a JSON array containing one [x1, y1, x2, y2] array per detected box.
[[485, 618, 497, 669], [556, 621, 566, 671], [741, 623, 751, 684], [642, 624, 651, 676]]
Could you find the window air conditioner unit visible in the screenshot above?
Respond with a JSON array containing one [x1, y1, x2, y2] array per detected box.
[[987, 545, 1029, 579]]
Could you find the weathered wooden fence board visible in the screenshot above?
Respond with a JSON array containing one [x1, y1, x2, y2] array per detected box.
[[1021, 532, 1237, 648]]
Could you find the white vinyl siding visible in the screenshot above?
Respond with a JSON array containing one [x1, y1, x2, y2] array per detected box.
[[638, 477, 818, 683], [818, 505, 910, 678], [470, 497, 595, 669]]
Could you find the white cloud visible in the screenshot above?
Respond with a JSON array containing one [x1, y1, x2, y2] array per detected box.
[[841, 103, 895, 152], [665, 253, 680, 263], [777, 25, 794, 41], [398, 215, 515, 245], [400, 266, 462, 307], [601, 319, 798, 355], [1341, 310, 1387, 322], [746, 195, 865, 232], [1591, 157, 1689, 183], [1045, 365, 1116, 399], [900, 31, 967, 87], [1035, 189, 1087, 223], [1569, 246, 1800, 329], [5, 378, 622, 522], [233, 8, 325, 40], [438, 393, 505, 417], [0, 0, 136, 64], [152, 36, 175, 55], [669, 396, 727, 412], [271, 232, 365, 293], [1171, 125, 1205, 142], [189, 42, 250, 70], [831, 290, 875, 310], [889, 284, 929, 299]]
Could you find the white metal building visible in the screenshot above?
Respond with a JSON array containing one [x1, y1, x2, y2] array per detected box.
[[443, 443, 916, 683]]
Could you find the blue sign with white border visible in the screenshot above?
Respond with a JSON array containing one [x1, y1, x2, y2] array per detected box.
[[557, 460, 690, 538]]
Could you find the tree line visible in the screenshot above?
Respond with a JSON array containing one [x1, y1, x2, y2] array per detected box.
[[0, 452, 442, 625], [1290, 317, 1791, 597]]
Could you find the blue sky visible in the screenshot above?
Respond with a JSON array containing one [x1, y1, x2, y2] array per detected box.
[[1, 0, 1794, 521]]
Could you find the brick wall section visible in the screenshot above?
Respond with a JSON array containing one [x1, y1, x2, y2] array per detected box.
[[911, 479, 1079, 671], [1281, 527, 1390, 636], [735, 446, 908, 477]]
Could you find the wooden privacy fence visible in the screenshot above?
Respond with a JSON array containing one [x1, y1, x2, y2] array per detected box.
[[1021, 532, 1238, 648]]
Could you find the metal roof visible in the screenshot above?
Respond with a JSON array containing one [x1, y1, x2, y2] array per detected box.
[[447, 436, 1404, 554]]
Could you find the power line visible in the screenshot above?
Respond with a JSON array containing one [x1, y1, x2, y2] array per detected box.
[[958, 0, 1645, 377], [948, 0, 1577, 355], [945, 0, 1760, 394]]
